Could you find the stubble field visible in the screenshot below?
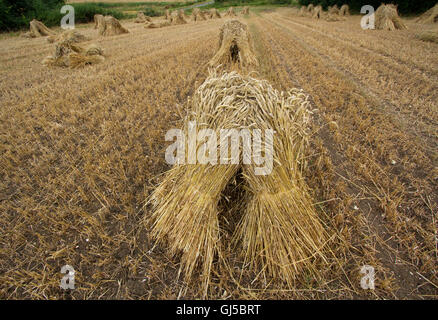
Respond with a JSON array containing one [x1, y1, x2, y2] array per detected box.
[[0, 7, 437, 299]]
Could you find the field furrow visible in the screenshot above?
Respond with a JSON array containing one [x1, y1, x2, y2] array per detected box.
[[0, 19, 219, 299], [263, 12, 438, 149], [249, 12, 437, 298]]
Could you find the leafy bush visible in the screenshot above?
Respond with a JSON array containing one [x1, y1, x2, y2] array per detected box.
[[143, 7, 163, 17], [69, 3, 128, 24], [0, 0, 127, 32], [0, 0, 64, 31]]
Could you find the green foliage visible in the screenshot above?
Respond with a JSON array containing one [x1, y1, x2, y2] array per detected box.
[[0, 0, 63, 31], [297, 0, 436, 14], [0, 1, 208, 31], [0, 0, 129, 32], [68, 3, 128, 23], [142, 7, 163, 17]]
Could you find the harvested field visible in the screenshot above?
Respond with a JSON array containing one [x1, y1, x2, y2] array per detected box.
[[0, 7, 437, 300]]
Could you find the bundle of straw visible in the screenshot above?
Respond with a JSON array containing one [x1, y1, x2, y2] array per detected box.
[[375, 4, 407, 30], [135, 12, 152, 23], [170, 10, 187, 25], [165, 9, 171, 20], [313, 5, 323, 19], [209, 8, 222, 19], [43, 41, 105, 68], [149, 70, 329, 294], [235, 87, 328, 286], [339, 4, 350, 16], [192, 8, 207, 22], [22, 19, 55, 38], [417, 30, 438, 43], [94, 14, 104, 30], [145, 21, 171, 28], [208, 20, 258, 69], [416, 3, 438, 24], [224, 7, 237, 17], [149, 71, 247, 292], [328, 5, 340, 15], [326, 14, 345, 22], [97, 16, 129, 36], [47, 29, 88, 44]]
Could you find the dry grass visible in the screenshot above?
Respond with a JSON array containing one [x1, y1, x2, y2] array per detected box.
[[165, 9, 171, 20], [339, 4, 350, 16], [233, 84, 330, 289], [328, 5, 339, 15], [170, 10, 187, 25], [192, 8, 207, 22], [209, 8, 222, 20], [145, 21, 171, 28], [225, 7, 237, 17], [416, 4, 438, 24], [22, 20, 56, 38], [147, 71, 248, 294], [47, 29, 89, 44], [307, 4, 314, 13], [42, 40, 105, 69], [149, 70, 331, 295], [326, 13, 345, 22], [375, 4, 407, 31], [241, 6, 250, 15], [94, 14, 104, 30], [313, 5, 323, 19], [0, 18, 221, 300], [135, 12, 152, 23], [417, 30, 438, 43], [208, 20, 258, 69], [251, 8, 437, 299], [97, 16, 130, 36], [0, 7, 437, 299]]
